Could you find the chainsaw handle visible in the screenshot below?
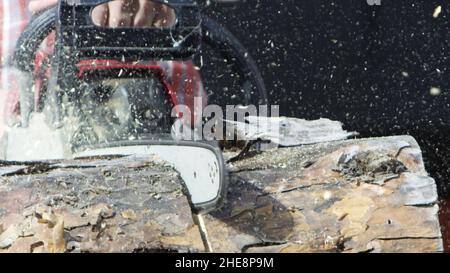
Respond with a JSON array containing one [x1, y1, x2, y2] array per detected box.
[[12, 0, 244, 72]]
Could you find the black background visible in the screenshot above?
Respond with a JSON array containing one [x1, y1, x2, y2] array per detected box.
[[2, 253, 441, 271], [205, 0, 450, 196]]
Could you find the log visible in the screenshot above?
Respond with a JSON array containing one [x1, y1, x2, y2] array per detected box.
[[0, 135, 443, 253], [207, 135, 442, 253], [0, 156, 205, 253]]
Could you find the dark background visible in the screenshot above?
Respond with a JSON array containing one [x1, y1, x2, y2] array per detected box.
[[205, 0, 450, 196]]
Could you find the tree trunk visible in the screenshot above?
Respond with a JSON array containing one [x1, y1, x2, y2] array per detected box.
[[0, 135, 443, 253]]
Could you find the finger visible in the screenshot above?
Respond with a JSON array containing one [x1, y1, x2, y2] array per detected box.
[[133, 0, 155, 27], [91, 3, 109, 27], [153, 3, 176, 28], [108, 0, 137, 27], [28, 0, 58, 14]]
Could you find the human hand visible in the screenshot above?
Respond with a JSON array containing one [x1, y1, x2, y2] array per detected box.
[[29, 0, 176, 28], [92, 0, 176, 28]]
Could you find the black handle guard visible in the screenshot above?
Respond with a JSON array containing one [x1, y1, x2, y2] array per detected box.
[[60, 0, 201, 61], [13, 0, 202, 73]]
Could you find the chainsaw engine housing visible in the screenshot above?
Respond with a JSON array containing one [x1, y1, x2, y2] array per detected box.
[[46, 0, 201, 127]]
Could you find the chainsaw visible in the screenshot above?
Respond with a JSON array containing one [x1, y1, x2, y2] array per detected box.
[[8, 0, 266, 211]]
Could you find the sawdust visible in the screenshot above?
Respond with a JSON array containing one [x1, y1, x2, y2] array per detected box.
[[337, 150, 407, 185]]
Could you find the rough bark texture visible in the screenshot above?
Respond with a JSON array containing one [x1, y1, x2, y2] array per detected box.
[[0, 136, 443, 253], [0, 156, 204, 253]]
